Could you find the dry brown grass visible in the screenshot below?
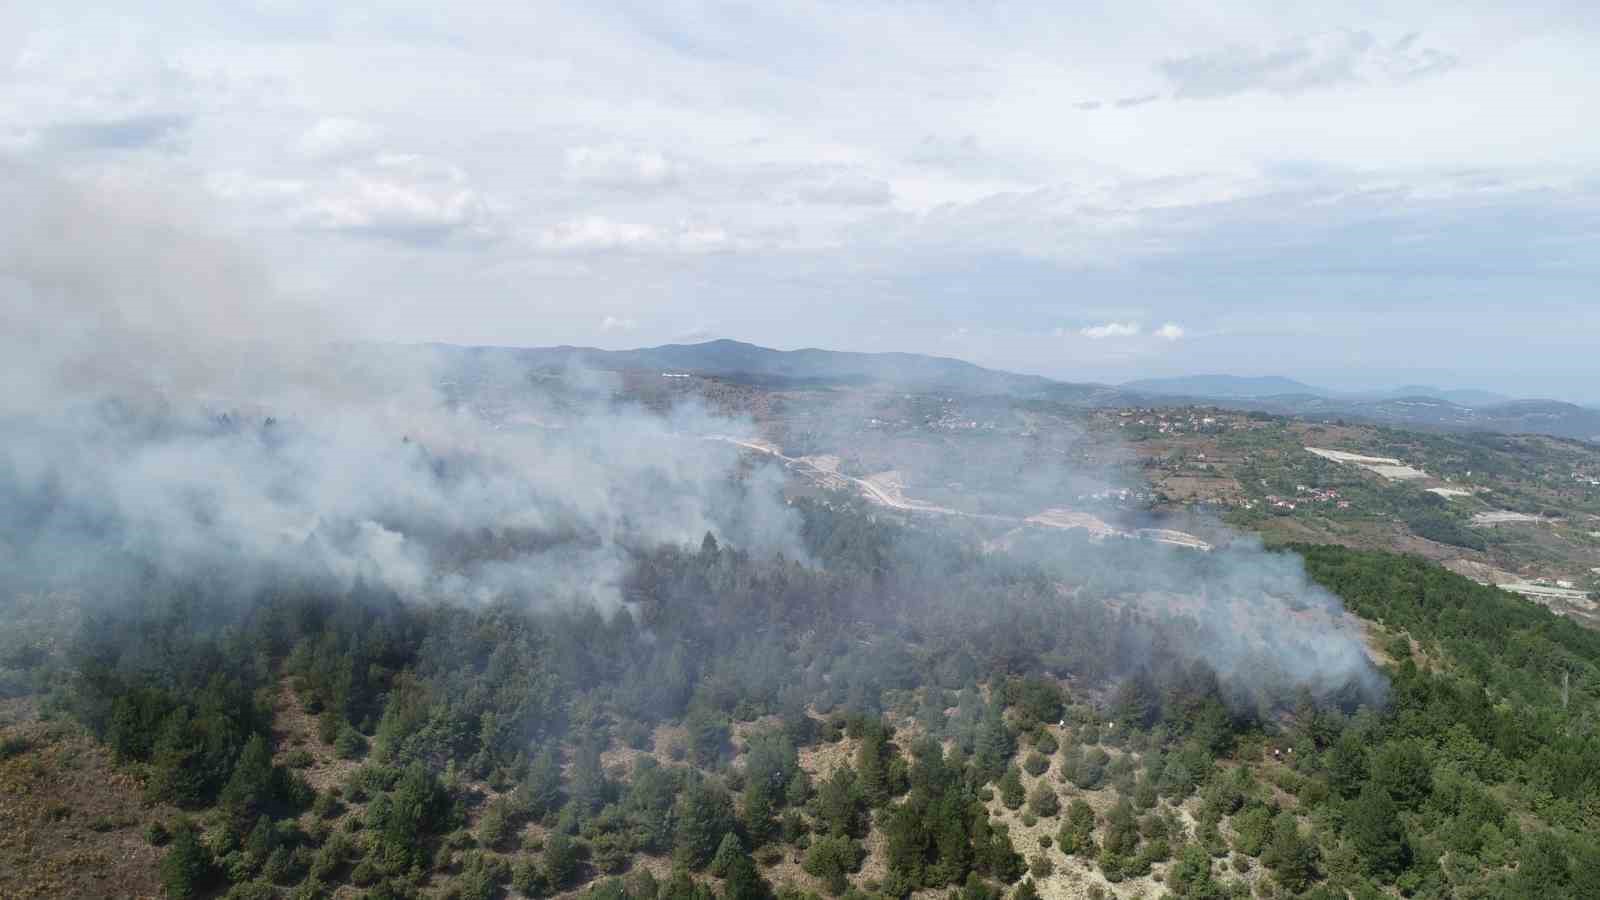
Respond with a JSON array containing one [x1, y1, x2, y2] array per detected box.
[[797, 735, 859, 780], [0, 700, 171, 899], [270, 679, 364, 794], [979, 725, 1172, 900]]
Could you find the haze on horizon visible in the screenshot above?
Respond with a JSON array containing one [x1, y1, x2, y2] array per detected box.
[[4, 2, 1597, 402]]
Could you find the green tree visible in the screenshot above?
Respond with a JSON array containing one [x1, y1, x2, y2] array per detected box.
[[722, 851, 768, 900], [743, 778, 778, 845], [1370, 741, 1432, 810], [803, 835, 865, 895], [546, 831, 581, 888], [1325, 733, 1368, 800], [1262, 813, 1318, 893], [1021, 752, 1049, 778], [812, 766, 867, 838], [998, 767, 1025, 810], [1346, 782, 1408, 880], [1026, 785, 1059, 819], [519, 746, 564, 818], [478, 797, 513, 849], [676, 776, 736, 869], [1057, 800, 1095, 856], [161, 825, 215, 899], [974, 704, 1014, 781], [334, 722, 367, 759], [711, 832, 746, 878]]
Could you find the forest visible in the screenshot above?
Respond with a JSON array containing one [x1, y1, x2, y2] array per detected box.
[[5, 494, 1600, 900]]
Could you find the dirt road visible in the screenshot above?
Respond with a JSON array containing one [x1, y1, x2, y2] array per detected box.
[[708, 435, 1211, 550]]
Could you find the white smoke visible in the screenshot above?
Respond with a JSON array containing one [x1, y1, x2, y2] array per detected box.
[[0, 162, 803, 610]]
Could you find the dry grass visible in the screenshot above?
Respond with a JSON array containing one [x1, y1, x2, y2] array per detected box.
[[980, 726, 1172, 900], [270, 679, 364, 794], [0, 700, 171, 899], [797, 735, 859, 780]]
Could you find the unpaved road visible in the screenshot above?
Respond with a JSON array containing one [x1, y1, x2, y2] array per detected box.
[[709, 435, 1211, 551]]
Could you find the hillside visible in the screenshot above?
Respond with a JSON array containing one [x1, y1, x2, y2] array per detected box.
[[4, 495, 1600, 900], [427, 340, 1064, 396], [425, 341, 1600, 442]]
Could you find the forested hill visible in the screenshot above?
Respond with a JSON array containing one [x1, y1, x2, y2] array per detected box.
[[425, 340, 1069, 395], [2, 501, 1599, 899]]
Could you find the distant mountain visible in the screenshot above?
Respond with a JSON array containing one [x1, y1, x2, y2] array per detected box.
[[1383, 386, 1513, 407], [428, 338, 1069, 395], [1121, 374, 1330, 399], [418, 340, 1600, 443], [1118, 372, 1599, 441]]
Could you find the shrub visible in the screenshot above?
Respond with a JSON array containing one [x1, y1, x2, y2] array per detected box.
[[512, 857, 550, 897], [478, 798, 514, 850], [145, 820, 172, 846], [1022, 752, 1049, 778], [803, 834, 865, 895], [334, 723, 368, 760], [1027, 785, 1060, 819], [312, 791, 341, 820]]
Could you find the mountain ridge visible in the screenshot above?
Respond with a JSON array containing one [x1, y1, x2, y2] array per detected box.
[[419, 339, 1600, 442]]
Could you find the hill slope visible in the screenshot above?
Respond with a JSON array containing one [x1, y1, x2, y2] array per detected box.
[[429, 339, 1064, 395]]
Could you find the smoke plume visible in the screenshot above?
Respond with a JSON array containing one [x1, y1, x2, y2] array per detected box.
[[0, 164, 802, 610]]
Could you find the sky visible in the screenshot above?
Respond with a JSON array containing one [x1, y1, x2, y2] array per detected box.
[[4, 2, 1598, 401]]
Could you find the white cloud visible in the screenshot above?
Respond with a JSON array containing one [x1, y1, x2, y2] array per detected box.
[[8, 3, 1600, 389], [1155, 322, 1185, 340], [302, 154, 499, 243], [295, 117, 380, 160], [564, 144, 678, 189], [1160, 30, 1458, 101], [536, 216, 733, 255], [1080, 322, 1142, 339], [600, 315, 639, 332], [537, 216, 660, 253], [794, 173, 894, 206]]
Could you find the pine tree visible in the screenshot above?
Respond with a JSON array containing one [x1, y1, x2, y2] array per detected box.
[[974, 704, 1014, 781], [676, 776, 736, 869], [857, 720, 891, 806], [160, 825, 214, 899], [722, 851, 768, 900], [1346, 782, 1408, 880], [545, 832, 580, 888], [743, 778, 778, 845], [711, 832, 746, 878], [519, 746, 564, 817], [998, 766, 1025, 810]]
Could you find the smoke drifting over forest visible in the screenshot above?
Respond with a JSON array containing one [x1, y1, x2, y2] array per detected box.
[[1, 164, 1382, 708], [0, 165, 802, 610]]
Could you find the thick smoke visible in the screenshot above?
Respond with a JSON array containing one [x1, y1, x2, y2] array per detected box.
[[761, 385, 1386, 707], [2, 162, 1383, 710], [0, 164, 803, 610]]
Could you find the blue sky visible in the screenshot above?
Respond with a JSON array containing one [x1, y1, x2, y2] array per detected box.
[[4, 2, 1598, 401]]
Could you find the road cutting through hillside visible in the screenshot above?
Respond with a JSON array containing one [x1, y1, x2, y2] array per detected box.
[[708, 434, 1212, 551]]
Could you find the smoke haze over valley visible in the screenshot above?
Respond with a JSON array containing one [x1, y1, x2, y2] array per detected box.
[[5, 7, 1600, 899], [1, 163, 1385, 710]]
